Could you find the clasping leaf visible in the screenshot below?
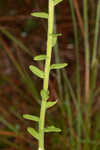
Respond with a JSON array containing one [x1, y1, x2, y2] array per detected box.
[[23, 114, 39, 122], [52, 33, 62, 47], [29, 65, 44, 79], [34, 54, 46, 61], [46, 101, 57, 109], [40, 89, 49, 101], [50, 63, 68, 70], [27, 127, 39, 140], [31, 12, 48, 19], [54, 0, 63, 6], [44, 126, 61, 132]]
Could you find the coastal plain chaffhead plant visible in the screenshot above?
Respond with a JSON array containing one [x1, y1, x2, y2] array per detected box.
[[23, 0, 67, 150]]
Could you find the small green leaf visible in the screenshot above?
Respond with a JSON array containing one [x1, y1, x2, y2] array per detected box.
[[52, 36, 57, 47], [46, 101, 57, 109], [44, 126, 61, 132], [34, 55, 46, 61], [40, 89, 49, 101], [50, 63, 68, 70], [52, 33, 62, 47], [27, 127, 39, 140], [23, 114, 39, 122], [54, 0, 63, 6], [31, 12, 48, 19], [29, 65, 44, 79]]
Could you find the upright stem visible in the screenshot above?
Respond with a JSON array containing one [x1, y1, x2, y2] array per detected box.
[[68, 1, 82, 149], [90, 0, 100, 96], [39, 1, 54, 150], [83, 0, 90, 150], [54, 20, 63, 100], [83, 0, 90, 106]]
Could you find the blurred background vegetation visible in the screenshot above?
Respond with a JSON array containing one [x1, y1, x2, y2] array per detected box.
[[0, 0, 100, 150]]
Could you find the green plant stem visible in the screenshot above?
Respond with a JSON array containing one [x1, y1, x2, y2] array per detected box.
[[83, 0, 90, 150], [69, 0, 81, 104], [90, 0, 100, 99], [90, 3, 100, 150], [39, 1, 54, 150], [68, 1, 82, 149], [83, 0, 90, 105], [91, 0, 100, 67], [53, 19, 63, 100], [53, 15, 66, 121], [64, 88, 75, 150]]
